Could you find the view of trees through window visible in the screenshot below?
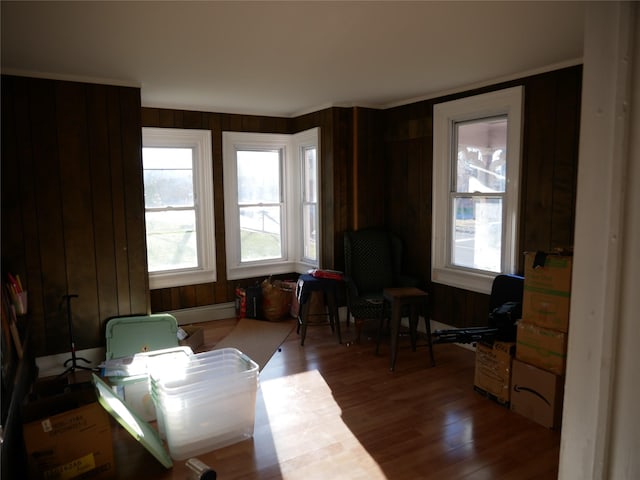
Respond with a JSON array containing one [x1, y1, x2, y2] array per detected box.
[[237, 149, 283, 262], [143, 147, 197, 272]]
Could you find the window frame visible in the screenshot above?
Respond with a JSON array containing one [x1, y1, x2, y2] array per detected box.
[[432, 86, 523, 294], [142, 127, 216, 289], [296, 128, 321, 266], [223, 128, 320, 280]]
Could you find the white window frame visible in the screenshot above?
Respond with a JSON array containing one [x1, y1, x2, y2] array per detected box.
[[223, 128, 320, 280], [296, 128, 321, 266], [142, 127, 216, 289], [432, 86, 523, 294]]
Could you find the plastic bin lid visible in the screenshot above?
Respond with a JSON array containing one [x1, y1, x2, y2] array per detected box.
[[105, 314, 179, 360], [92, 373, 173, 469]]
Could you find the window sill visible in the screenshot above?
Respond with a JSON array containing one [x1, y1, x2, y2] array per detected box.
[[431, 267, 495, 294], [227, 260, 316, 281], [149, 268, 216, 290]]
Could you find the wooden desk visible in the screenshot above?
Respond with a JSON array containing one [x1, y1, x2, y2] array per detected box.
[[382, 287, 435, 371]]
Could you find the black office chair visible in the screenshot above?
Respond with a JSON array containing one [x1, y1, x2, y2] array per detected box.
[[432, 274, 524, 344]]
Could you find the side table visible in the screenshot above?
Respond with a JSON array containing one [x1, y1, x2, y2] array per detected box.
[[295, 274, 342, 346]]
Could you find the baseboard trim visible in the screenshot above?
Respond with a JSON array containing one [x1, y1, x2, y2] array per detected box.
[[36, 303, 237, 378], [35, 307, 471, 377], [166, 302, 236, 325]]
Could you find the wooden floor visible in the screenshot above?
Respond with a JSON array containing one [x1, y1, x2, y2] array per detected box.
[[114, 318, 561, 479]]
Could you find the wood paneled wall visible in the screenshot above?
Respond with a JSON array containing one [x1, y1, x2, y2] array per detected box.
[[1, 66, 581, 355], [382, 65, 582, 327], [292, 108, 354, 271], [142, 106, 354, 313], [1, 76, 148, 357]]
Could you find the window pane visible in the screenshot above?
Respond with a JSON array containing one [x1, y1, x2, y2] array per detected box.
[[237, 150, 281, 204], [303, 147, 317, 202], [145, 210, 197, 272], [452, 196, 502, 273], [303, 204, 317, 261], [239, 205, 282, 261], [143, 147, 194, 208], [455, 117, 507, 193]]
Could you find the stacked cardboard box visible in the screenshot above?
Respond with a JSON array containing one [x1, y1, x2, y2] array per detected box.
[[511, 251, 572, 428], [22, 383, 114, 479], [474, 340, 516, 406]]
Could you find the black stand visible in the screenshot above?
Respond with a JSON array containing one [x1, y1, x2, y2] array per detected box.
[[58, 294, 96, 377]]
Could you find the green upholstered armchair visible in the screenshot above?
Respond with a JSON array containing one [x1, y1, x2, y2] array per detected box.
[[343, 228, 420, 343]]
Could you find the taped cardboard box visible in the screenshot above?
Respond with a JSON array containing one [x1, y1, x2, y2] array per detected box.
[[473, 341, 515, 406], [22, 388, 114, 479], [178, 325, 205, 352], [511, 358, 565, 429], [516, 321, 567, 375], [522, 251, 572, 332]]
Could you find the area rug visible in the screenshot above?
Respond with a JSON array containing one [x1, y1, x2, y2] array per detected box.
[[213, 318, 296, 371]]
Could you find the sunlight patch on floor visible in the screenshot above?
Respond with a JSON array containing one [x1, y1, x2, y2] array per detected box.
[[260, 370, 388, 479]]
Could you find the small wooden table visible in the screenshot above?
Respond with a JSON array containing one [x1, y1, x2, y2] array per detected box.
[[382, 287, 435, 371]]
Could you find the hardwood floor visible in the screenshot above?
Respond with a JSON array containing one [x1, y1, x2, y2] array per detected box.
[[114, 318, 561, 479]]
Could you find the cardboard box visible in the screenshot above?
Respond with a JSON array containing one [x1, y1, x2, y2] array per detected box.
[[178, 325, 205, 352], [473, 341, 515, 406], [23, 388, 114, 479], [522, 252, 572, 332], [516, 321, 567, 375], [511, 358, 565, 429]]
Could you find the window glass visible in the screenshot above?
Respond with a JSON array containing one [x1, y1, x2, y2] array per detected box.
[[450, 116, 507, 273], [432, 87, 522, 294], [452, 196, 502, 272], [142, 128, 215, 289], [302, 146, 318, 262], [145, 210, 197, 271], [222, 128, 320, 280], [454, 117, 507, 193], [235, 149, 283, 262], [237, 150, 281, 204], [143, 148, 194, 208]]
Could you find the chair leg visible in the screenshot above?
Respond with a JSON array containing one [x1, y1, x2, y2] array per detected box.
[[375, 317, 384, 355], [409, 306, 419, 351], [327, 291, 342, 344], [354, 318, 364, 343], [425, 317, 436, 367], [298, 302, 311, 346]]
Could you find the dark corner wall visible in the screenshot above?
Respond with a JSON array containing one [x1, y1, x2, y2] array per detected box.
[[1, 76, 149, 357], [379, 65, 582, 327], [1, 65, 581, 357]]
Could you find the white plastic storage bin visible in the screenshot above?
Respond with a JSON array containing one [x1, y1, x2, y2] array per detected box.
[[149, 348, 259, 460], [101, 346, 193, 422]]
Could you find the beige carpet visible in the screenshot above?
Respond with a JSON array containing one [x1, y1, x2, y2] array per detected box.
[[213, 318, 296, 371]]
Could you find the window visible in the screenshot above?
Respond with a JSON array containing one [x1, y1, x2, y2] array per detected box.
[[223, 128, 320, 280], [432, 87, 523, 294], [301, 142, 319, 263], [142, 128, 215, 289]]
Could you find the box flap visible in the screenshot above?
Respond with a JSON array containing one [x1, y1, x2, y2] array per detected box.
[[92, 374, 173, 469]]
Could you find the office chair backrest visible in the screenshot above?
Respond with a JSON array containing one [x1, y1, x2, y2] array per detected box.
[[489, 274, 524, 311]]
